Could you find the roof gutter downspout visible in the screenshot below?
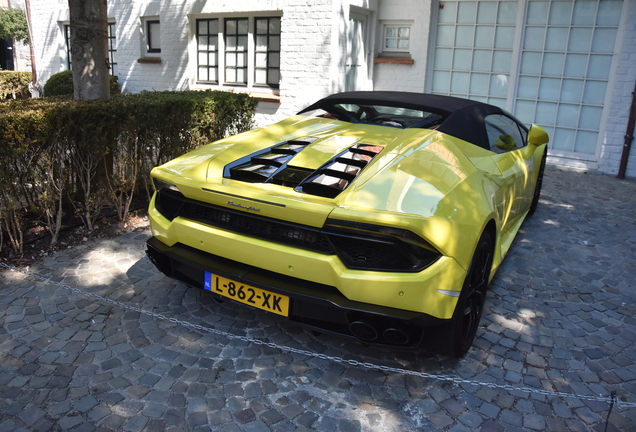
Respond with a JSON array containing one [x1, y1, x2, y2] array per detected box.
[[617, 80, 636, 179]]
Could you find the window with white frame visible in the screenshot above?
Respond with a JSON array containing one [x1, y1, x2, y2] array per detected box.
[[379, 21, 412, 56], [196, 15, 281, 89]]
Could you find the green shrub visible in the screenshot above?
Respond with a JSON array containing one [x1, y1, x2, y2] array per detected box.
[[43, 70, 121, 97], [0, 71, 32, 100], [0, 90, 257, 253]]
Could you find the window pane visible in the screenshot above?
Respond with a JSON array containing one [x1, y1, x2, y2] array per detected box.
[[477, 2, 496, 24], [455, 26, 474, 47], [473, 50, 492, 71], [451, 71, 470, 93], [557, 104, 579, 128], [583, 80, 607, 104], [398, 39, 409, 49], [237, 52, 246, 67], [255, 69, 267, 84], [438, 2, 457, 23], [572, 0, 596, 25], [538, 77, 560, 100], [435, 48, 453, 68], [268, 52, 280, 67], [568, 28, 592, 52], [458, 2, 476, 23], [536, 101, 557, 125], [256, 35, 267, 51], [198, 66, 208, 81], [226, 36, 237, 50], [527, 1, 549, 25], [269, 18, 281, 34], [524, 27, 545, 50], [209, 36, 218, 51], [236, 68, 246, 83], [470, 73, 490, 94], [494, 26, 514, 49], [574, 130, 598, 154], [549, 1, 572, 25], [520, 51, 542, 75], [237, 36, 248, 51], [256, 19, 268, 34], [399, 27, 410, 37], [437, 25, 455, 46], [517, 76, 539, 98], [497, 2, 517, 24], [453, 49, 472, 70], [433, 71, 450, 92], [209, 68, 217, 82], [597, 0, 622, 25], [560, 79, 583, 103], [198, 52, 208, 66], [490, 74, 509, 96], [564, 53, 588, 78], [255, 52, 267, 68], [587, 54, 611, 79], [198, 20, 208, 35], [267, 69, 280, 84], [238, 19, 248, 34], [198, 36, 209, 50], [542, 53, 564, 76], [209, 20, 218, 34], [226, 68, 236, 82], [270, 35, 280, 51], [492, 50, 512, 73], [579, 106, 602, 129], [475, 26, 494, 48], [386, 39, 398, 49], [226, 53, 236, 67], [545, 27, 568, 51], [591, 28, 617, 53], [226, 20, 236, 35], [515, 100, 536, 124], [553, 128, 575, 151]]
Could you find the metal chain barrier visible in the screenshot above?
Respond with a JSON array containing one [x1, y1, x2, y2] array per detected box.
[[2, 261, 635, 411]]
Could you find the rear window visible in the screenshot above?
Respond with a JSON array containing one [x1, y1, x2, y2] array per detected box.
[[302, 103, 445, 129]]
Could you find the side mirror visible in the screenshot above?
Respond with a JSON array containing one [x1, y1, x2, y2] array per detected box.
[[528, 124, 549, 147]]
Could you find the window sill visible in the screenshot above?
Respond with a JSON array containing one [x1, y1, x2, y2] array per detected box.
[[374, 57, 414, 65], [138, 57, 162, 64], [192, 85, 281, 103]]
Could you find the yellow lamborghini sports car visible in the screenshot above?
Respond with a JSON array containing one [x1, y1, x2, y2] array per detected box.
[[146, 91, 549, 357]]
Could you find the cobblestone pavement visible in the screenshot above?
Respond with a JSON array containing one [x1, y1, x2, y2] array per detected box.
[[1, 166, 636, 432]]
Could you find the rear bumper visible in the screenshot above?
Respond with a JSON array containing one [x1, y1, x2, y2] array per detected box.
[[146, 236, 446, 347]]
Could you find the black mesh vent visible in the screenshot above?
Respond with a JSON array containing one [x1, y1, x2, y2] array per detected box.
[[224, 139, 383, 198], [296, 144, 384, 198]]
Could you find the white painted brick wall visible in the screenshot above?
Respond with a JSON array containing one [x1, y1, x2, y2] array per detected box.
[[600, 0, 636, 177]]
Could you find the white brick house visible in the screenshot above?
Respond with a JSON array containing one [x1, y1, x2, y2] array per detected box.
[[26, 0, 636, 177]]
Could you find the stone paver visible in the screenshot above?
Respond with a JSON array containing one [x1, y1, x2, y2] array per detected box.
[[1, 166, 636, 431]]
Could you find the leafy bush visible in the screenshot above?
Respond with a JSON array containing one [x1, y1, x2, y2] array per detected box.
[[43, 70, 121, 97], [0, 71, 32, 100], [0, 90, 257, 253]]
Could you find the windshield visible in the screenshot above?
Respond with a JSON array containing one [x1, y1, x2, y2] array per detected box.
[[301, 103, 445, 129]]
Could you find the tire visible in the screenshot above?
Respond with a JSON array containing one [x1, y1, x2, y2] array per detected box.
[[528, 150, 547, 216], [440, 230, 493, 357]]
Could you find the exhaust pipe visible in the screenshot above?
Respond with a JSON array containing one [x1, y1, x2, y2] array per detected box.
[[349, 321, 378, 342]]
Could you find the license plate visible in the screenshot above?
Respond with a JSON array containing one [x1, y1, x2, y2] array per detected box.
[[204, 272, 289, 317]]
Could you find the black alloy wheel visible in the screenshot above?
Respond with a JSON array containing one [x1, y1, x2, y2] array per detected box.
[[529, 150, 547, 216], [440, 230, 493, 357]]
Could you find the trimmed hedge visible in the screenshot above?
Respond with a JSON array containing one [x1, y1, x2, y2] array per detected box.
[[43, 70, 121, 97], [0, 71, 32, 100], [0, 90, 257, 253]]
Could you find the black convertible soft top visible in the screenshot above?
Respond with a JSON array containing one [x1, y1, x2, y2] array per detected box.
[[299, 91, 517, 150]]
